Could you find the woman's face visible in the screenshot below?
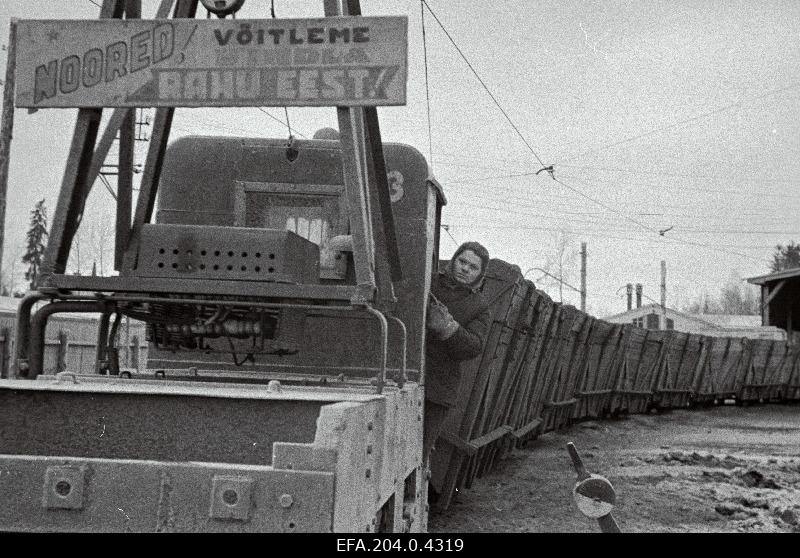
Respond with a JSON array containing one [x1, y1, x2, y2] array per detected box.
[[452, 249, 483, 285]]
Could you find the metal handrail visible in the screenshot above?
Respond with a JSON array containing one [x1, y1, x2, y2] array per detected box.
[[12, 291, 50, 378], [28, 301, 109, 378], [21, 292, 392, 394]]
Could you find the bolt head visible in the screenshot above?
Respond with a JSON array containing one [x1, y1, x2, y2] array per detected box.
[[279, 493, 294, 508]]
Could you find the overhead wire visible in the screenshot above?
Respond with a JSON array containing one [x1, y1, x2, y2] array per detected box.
[[267, 0, 299, 141], [439, 170, 800, 237], [420, 0, 434, 170], [459, 220, 772, 249], [557, 163, 800, 186], [444, 168, 800, 202], [556, 82, 800, 165], [447, 185, 798, 224], [437, 154, 800, 202], [254, 107, 308, 138], [563, 171, 800, 202], [420, 0, 546, 169], [416, 4, 784, 309], [555, 175, 766, 261], [448, 199, 799, 241], [443, 155, 793, 238], [97, 174, 117, 201], [171, 110, 309, 139], [552, 176, 663, 234], [440, 225, 459, 248], [417, 0, 760, 247], [434, 152, 767, 262]]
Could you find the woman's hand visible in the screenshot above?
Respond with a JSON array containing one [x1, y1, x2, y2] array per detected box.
[[427, 298, 460, 339]]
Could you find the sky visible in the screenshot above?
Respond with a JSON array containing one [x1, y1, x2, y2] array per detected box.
[[1, 0, 799, 318]]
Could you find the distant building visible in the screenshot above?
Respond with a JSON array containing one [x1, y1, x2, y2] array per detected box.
[[601, 303, 786, 340], [747, 267, 800, 344]]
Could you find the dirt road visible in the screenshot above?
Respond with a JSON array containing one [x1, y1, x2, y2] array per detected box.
[[429, 403, 800, 533]]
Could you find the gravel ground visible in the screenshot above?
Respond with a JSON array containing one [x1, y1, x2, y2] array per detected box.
[[429, 403, 800, 533]]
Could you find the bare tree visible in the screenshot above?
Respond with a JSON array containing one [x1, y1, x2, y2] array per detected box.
[[88, 218, 114, 276], [682, 272, 759, 315], [539, 229, 580, 303], [66, 218, 114, 276], [68, 229, 83, 275], [1, 245, 24, 296]]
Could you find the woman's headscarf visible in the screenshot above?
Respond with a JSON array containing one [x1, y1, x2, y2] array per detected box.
[[448, 241, 490, 290]]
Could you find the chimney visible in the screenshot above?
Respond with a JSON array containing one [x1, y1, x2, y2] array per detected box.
[[635, 283, 642, 308], [626, 283, 633, 311]]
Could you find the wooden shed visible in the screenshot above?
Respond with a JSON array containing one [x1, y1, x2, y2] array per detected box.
[[747, 267, 800, 343]]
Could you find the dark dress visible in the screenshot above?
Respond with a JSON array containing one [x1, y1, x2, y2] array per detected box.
[[423, 272, 491, 462]]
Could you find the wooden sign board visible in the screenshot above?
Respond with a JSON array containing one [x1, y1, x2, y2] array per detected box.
[[14, 16, 407, 108]]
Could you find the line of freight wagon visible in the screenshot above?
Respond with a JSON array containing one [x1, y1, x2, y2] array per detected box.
[[429, 259, 800, 510]]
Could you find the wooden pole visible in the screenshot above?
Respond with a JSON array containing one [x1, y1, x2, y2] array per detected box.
[[0, 19, 18, 287], [121, 0, 199, 272], [580, 242, 587, 312], [125, 315, 131, 368], [661, 260, 667, 329], [0, 326, 9, 379], [323, 0, 377, 302], [115, 0, 140, 270]]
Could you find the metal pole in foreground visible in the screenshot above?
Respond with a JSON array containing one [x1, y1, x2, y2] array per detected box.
[[567, 442, 621, 533], [0, 19, 18, 287]]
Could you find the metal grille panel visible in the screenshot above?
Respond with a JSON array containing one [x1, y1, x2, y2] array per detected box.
[[130, 224, 320, 283]]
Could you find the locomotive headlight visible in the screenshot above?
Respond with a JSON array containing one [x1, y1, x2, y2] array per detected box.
[[200, 0, 245, 17]]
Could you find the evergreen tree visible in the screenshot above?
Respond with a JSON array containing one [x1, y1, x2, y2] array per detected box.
[[770, 242, 800, 272], [21, 199, 49, 290]]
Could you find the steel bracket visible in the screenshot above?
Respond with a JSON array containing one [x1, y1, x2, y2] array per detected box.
[[209, 475, 255, 522], [42, 465, 87, 510]]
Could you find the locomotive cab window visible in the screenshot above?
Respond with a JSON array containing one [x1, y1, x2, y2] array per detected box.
[[235, 181, 348, 280]]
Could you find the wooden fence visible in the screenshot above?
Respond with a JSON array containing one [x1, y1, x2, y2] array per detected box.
[[0, 312, 147, 378]]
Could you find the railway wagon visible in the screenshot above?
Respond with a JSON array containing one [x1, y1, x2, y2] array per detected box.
[[0, 134, 444, 532]]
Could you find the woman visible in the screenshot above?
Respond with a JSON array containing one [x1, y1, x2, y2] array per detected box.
[[424, 241, 492, 476]]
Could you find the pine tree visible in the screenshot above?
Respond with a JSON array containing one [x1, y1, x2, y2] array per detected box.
[[21, 199, 49, 290], [770, 242, 800, 272]]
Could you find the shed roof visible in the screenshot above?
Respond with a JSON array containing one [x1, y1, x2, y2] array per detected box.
[[746, 267, 800, 332], [746, 266, 800, 286]]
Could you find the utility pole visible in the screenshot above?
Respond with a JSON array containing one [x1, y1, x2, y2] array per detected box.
[[580, 242, 587, 312], [0, 20, 18, 287], [661, 260, 667, 330]]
